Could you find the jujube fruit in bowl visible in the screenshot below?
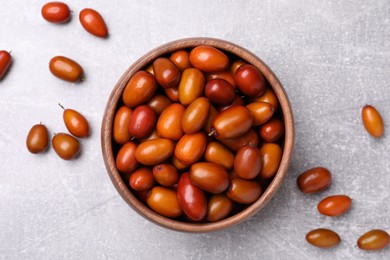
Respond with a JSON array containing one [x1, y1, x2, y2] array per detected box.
[[101, 38, 294, 232]]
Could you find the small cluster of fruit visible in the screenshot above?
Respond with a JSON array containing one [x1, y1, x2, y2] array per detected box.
[[26, 104, 89, 160], [24, 2, 108, 158], [41, 2, 108, 38], [43, 1, 108, 83], [43, 2, 109, 83], [299, 104, 388, 251], [0, 2, 108, 82]]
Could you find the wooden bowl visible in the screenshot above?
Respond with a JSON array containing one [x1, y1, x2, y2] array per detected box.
[[101, 37, 294, 232]]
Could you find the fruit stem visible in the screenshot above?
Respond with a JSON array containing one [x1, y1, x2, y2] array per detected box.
[[208, 129, 216, 137], [58, 103, 65, 110]]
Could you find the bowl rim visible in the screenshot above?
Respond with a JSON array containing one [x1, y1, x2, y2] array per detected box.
[[101, 37, 295, 232]]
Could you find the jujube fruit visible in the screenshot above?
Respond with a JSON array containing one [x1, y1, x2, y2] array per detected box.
[[41, 2, 70, 23], [128, 105, 156, 139], [306, 229, 341, 248], [26, 124, 49, 154], [0, 50, 12, 79], [235, 64, 266, 97], [52, 133, 80, 160], [297, 167, 332, 194], [177, 173, 207, 221], [122, 71, 157, 108], [357, 229, 390, 251], [362, 105, 384, 138], [49, 56, 84, 82], [189, 45, 229, 72], [129, 167, 155, 191], [210, 105, 253, 139], [60, 104, 89, 138], [79, 8, 108, 38], [317, 195, 352, 217]]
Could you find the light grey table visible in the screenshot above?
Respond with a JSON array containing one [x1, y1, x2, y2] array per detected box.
[[1, 0, 389, 259]]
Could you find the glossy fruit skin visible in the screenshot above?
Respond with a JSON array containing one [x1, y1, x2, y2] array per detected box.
[[135, 138, 174, 165], [175, 132, 207, 165], [217, 95, 245, 112], [128, 105, 156, 139], [205, 79, 236, 106], [259, 118, 284, 142], [63, 108, 89, 138], [52, 133, 80, 160], [357, 229, 390, 251], [220, 128, 259, 152], [0, 51, 12, 79], [141, 129, 159, 142], [259, 143, 282, 178], [204, 142, 234, 170], [189, 45, 229, 72], [116, 142, 138, 173], [234, 145, 262, 179], [41, 2, 70, 23], [207, 194, 234, 222], [317, 195, 352, 217], [172, 155, 190, 171], [153, 58, 181, 89], [49, 56, 84, 82], [253, 88, 279, 111], [178, 68, 205, 106], [306, 229, 341, 248], [182, 97, 210, 134], [235, 64, 266, 97], [147, 94, 172, 115], [79, 8, 108, 38], [26, 124, 49, 154], [362, 105, 384, 138], [297, 167, 332, 194], [170, 50, 192, 71], [113, 106, 132, 144], [164, 86, 179, 102], [189, 162, 229, 194], [207, 70, 236, 87], [156, 103, 185, 141], [152, 163, 178, 187], [147, 186, 182, 218], [227, 178, 262, 204], [203, 105, 218, 133], [246, 102, 274, 126], [129, 167, 155, 191], [230, 60, 246, 74], [177, 173, 207, 221], [211, 106, 253, 139], [122, 71, 157, 108]]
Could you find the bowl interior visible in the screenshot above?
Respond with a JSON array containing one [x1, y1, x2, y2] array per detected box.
[[101, 37, 294, 232]]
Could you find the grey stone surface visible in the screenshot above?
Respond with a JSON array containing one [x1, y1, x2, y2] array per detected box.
[[0, 0, 389, 259]]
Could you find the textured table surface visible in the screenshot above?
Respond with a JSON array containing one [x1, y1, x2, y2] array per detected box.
[[1, 0, 389, 259]]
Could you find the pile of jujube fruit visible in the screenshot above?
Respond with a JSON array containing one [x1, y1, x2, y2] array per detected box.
[[113, 45, 285, 222]]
